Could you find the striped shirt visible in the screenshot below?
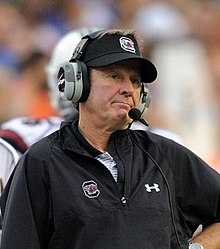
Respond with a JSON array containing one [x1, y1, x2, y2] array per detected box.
[[95, 152, 117, 181]]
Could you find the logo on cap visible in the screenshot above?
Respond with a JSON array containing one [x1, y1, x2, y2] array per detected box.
[[119, 37, 136, 53]]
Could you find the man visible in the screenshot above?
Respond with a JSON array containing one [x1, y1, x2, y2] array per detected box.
[[1, 29, 220, 249], [0, 27, 181, 192]]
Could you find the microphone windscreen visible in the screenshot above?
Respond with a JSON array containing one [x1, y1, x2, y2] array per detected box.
[[128, 108, 142, 121]]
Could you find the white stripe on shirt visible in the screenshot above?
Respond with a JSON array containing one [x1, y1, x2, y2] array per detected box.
[[95, 152, 117, 181]]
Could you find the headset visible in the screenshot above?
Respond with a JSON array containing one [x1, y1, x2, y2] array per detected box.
[[57, 30, 151, 117]]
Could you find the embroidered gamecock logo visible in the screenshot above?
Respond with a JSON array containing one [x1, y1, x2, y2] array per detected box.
[[119, 37, 136, 53], [82, 180, 100, 198]]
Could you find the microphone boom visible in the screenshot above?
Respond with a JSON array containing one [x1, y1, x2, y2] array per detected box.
[[128, 108, 149, 127]]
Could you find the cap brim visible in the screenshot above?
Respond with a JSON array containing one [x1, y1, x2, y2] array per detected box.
[[86, 53, 157, 83]]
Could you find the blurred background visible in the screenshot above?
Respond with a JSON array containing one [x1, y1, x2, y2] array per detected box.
[[1, 0, 220, 171]]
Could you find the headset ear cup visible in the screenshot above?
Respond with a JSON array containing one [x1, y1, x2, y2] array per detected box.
[[138, 83, 151, 118], [58, 63, 75, 101], [57, 61, 90, 103]]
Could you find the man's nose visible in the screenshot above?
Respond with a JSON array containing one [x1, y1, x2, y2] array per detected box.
[[120, 79, 134, 96]]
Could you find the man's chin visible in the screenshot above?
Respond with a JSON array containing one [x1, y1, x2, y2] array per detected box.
[[114, 114, 131, 130], [117, 108, 129, 118]]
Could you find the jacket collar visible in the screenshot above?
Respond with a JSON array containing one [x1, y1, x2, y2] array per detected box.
[[59, 120, 132, 156]]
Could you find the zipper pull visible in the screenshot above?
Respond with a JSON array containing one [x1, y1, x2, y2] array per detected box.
[[121, 196, 127, 204]]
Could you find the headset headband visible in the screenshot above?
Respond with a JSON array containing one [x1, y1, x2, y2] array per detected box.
[[70, 30, 106, 61]]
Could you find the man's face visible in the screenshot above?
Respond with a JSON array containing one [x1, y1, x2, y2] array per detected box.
[[79, 61, 142, 131]]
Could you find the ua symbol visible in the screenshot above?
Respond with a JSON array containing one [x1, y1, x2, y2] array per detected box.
[[145, 183, 160, 192]]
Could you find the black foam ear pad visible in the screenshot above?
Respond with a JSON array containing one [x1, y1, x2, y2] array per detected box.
[[78, 61, 90, 102]]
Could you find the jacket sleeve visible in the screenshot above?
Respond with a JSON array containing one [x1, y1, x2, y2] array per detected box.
[[0, 149, 52, 249], [169, 142, 220, 234]]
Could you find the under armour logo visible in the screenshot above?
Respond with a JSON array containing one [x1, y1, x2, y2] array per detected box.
[[145, 183, 160, 192]]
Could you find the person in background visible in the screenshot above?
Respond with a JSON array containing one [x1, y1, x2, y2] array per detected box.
[[0, 137, 20, 246], [1, 29, 220, 249], [0, 138, 20, 193], [6, 51, 57, 118], [0, 29, 98, 243], [0, 28, 97, 193], [0, 50, 64, 246]]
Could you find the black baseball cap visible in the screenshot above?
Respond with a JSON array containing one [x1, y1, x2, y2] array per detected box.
[[80, 33, 158, 83]]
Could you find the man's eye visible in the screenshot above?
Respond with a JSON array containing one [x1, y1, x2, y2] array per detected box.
[[133, 79, 141, 86], [110, 74, 121, 80]]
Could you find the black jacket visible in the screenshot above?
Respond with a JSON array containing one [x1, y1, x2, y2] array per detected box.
[[1, 121, 220, 249]]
